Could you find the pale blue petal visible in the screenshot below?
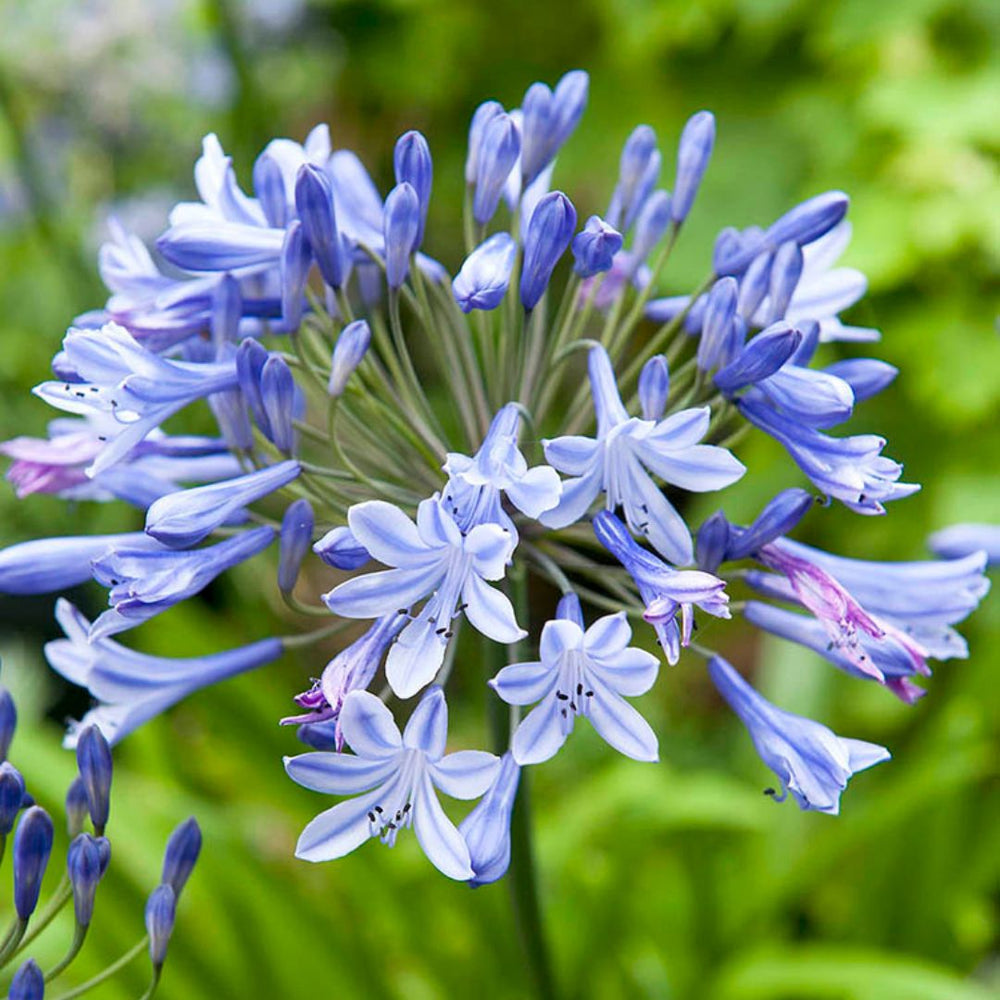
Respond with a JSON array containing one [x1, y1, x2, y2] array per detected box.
[[385, 619, 447, 698], [644, 407, 710, 451], [505, 465, 563, 519], [430, 751, 500, 800], [539, 618, 583, 664], [636, 441, 746, 492], [582, 612, 631, 656], [465, 523, 515, 581], [537, 463, 604, 530], [511, 693, 569, 765], [402, 685, 448, 758], [490, 660, 553, 706], [622, 464, 693, 566], [462, 573, 526, 643], [588, 347, 628, 436], [348, 500, 436, 567], [294, 786, 382, 862], [284, 752, 398, 794], [587, 682, 659, 761], [416, 497, 463, 548], [323, 567, 439, 618], [413, 769, 474, 880], [542, 435, 601, 476], [842, 738, 891, 772], [338, 691, 402, 759], [588, 648, 659, 696]]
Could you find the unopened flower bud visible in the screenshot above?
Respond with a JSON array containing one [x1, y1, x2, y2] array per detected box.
[[697, 277, 738, 372], [260, 355, 296, 454], [145, 883, 177, 969], [9, 959, 44, 1000], [65, 776, 90, 837], [394, 131, 432, 246], [76, 725, 112, 835], [737, 251, 772, 320], [696, 512, 730, 574], [571, 215, 622, 278], [252, 151, 287, 229], [465, 101, 504, 185], [280, 220, 310, 330], [162, 817, 202, 898], [14, 806, 54, 920], [520, 191, 577, 311], [383, 182, 421, 289], [631, 189, 672, 266], [766, 241, 804, 323], [638, 356, 670, 421], [473, 113, 520, 226], [672, 110, 715, 223], [766, 191, 848, 249], [328, 319, 371, 397], [0, 762, 25, 835], [459, 752, 520, 887], [67, 832, 110, 927], [0, 686, 16, 761], [714, 322, 802, 396], [278, 499, 314, 594], [727, 488, 815, 560], [294, 163, 347, 289], [210, 273, 241, 348], [313, 526, 371, 570], [452, 233, 517, 313]]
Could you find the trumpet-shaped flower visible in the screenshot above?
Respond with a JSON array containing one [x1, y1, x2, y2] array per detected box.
[[284, 686, 499, 880]]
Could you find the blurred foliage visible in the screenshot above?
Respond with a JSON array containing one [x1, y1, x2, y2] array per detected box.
[[0, 0, 998, 997]]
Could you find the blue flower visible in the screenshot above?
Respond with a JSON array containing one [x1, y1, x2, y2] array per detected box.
[[9, 959, 44, 1000], [459, 751, 521, 886], [90, 526, 275, 638], [929, 523, 1000, 565], [33, 323, 239, 476], [708, 655, 889, 814], [472, 113, 521, 226], [520, 191, 577, 311], [45, 600, 283, 745], [323, 497, 526, 697], [284, 686, 499, 880], [383, 182, 421, 289], [452, 233, 517, 313], [443, 403, 562, 535], [491, 596, 659, 764], [540, 346, 745, 565], [571, 215, 622, 278], [393, 130, 433, 246], [607, 125, 660, 232], [671, 110, 715, 224]]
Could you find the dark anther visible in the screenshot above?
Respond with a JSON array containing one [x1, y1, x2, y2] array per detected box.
[[436, 627, 447, 635], [397, 609, 408, 615], [763, 788, 776, 797], [585, 690, 594, 698], [74, 391, 85, 398], [560, 708, 568, 719], [374, 806, 383, 813], [444, 630, 454, 638], [402, 803, 411, 813], [576, 683, 583, 695], [556, 691, 568, 701], [368, 811, 376, 822], [569, 701, 577, 711]]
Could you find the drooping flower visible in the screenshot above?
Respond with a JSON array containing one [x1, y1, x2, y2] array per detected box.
[[284, 686, 499, 880], [541, 346, 745, 565], [491, 593, 660, 764], [928, 523, 1000, 565], [323, 497, 525, 697], [708, 655, 889, 814], [459, 752, 521, 886]]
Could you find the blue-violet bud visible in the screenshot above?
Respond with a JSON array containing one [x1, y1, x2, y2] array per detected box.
[[0, 686, 15, 761], [65, 776, 89, 837], [727, 488, 815, 560], [76, 724, 112, 835], [67, 832, 110, 927], [294, 163, 347, 289], [0, 762, 25, 835], [638, 356, 670, 421], [697, 277, 739, 372], [465, 101, 505, 185], [393, 131, 432, 246], [520, 191, 577, 311], [383, 182, 421, 289], [630, 189, 672, 266], [766, 241, 804, 323], [14, 806, 54, 920], [473, 113, 520, 226], [459, 752, 521, 887], [253, 151, 287, 229], [571, 215, 622, 277], [672, 110, 715, 223], [9, 960, 43, 1000], [452, 233, 517, 313], [313, 526, 371, 570], [714, 322, 802, 396], [737, 251, 773, 320], [278, 499, 315, 594], [280, 220, 310, 330], [161, 817, 202, 898], [766, 191, 849, 249], [145, 883, 177, 969], [210, 273, 241, 348], [260, 355, 296, 454], [328, 319, 371, 397]]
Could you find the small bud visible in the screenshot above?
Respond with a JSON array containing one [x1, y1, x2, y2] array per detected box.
[[520, 82, 554, 188], [393, 131, 432, 246], [473, 113, 520, 226], [313, 526, 371, 570], [714, 322, 802, 396], [766, 191, 849, 249], [766, 241, 804, 323], [452, 233, 517, 313], [278, 499, 315, 594], [383, 182, 421, 289], [630, 189, 672, 267], [67, 832, 110, 927], [75, 725, 112, 835], [210, 273, 241, 348], [697, 277, 739, 373], [465, 101, 505, 185], [294, 163, 347, 290], [609, 125, 660, 231], [571, 215, 622, 278], [145, 883, 177, 969], [713, 226, 766, 277], [638, 356, 670, 421], [9, 959, 44, 1000], [14, 806, 54, 920], [0, 762, 26, 835], [259, 355, 297, 454], [520, 191, 577, 311], [554, 592, 584, 627], [252, 151, 287, 229], [280, 220, 310, 330], [162, 817, 202, 898], [65, 776, 90, 837], [0, 686, 16, 760], [551, 70, 589, 148], [328, 319, 371, 397], [696, 512, 730, 574], [727, 488, 815, 560], [737, 251, 772, 320], [672, 110, 715, 223]]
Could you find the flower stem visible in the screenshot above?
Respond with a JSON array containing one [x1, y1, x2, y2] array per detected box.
[[48, 936, 148, 1000]]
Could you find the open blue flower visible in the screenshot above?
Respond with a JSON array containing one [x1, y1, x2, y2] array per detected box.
[[284, 686, 499, 880], [491, 594, 659, 764], [541, 346, 745, 565]]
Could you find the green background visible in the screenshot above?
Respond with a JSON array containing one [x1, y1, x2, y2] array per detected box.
[[0, 0, 998, 996]]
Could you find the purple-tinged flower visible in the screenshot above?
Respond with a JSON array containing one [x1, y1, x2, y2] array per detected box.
[[736, 394, 916, 515], [46, 599, 283, 745], [572, 215, 622, 278], [0, 532, 163, 596], [465, 101, 505, 185], [695, 511, 730, 575], [283, 615, 405, 749], [323, 497, 525, 698], [823, 359, 897, 403], [697, 277, 739, 372], [459, 752, 520, 886], [594, 511, 730, 662], [637, 356, 670, 421], [713, 322, 803, 396], [442, 403, 561, 536], [9, 959, 43, 1000], [383, 182, 421, 289], [520, 191, 577, 311], [540, 346, 745, 565], [473, 113, 521, 226], [755, 362, 855, 430], [90, 526, 275, 639], [492, 600, 660, 765], [313, 525, 371, 570], [67, 832, 111, 927], [252, 125, 332, 228], [630, 190, 672, 269], [156, 222, 284, 273], [708, 655, 889, 814], [0, 762, 25, 834], [723, 488, 815, 561], [280, 220, 310, 329], [765, 191, 849, 253], [329, 320, 372, 397], [0, 688, 14, 761], [14, 806, 54, 919], [394, 131, 433, 246], [928, 523, 1000, 565], [146, 883, 177, 969], [284, 686, 499, 880], [145, 460, 301, 548], [278, 500, 314, 594], [33, 323, 239, 476], [75, 725, 113, 834], [672, 110, 715, 223], [607, 126, 660, 232], [452, 233, 517, 313], [295, 163, 348, 289], [162, 817, 202, 898], [765, 241, 804, 324]]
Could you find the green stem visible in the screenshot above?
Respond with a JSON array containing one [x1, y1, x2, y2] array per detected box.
[[49, 937, 148, 1000], [137, 966, 163, 1000], [45, 923, 88, 983], [0, 919, 27, 968], [16, 877, 71, 953]]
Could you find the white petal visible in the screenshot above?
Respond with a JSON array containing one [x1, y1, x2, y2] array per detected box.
[[541, 435, 600, 476], [412, 768, 474, 880], [385, 619, 447, 699], [645, 407, 710, 451], [416, 496, 462, 548], [323, 567, 440, 619], [622, 465, 693, 566], [841, 738, 890, 773], [430, 750, 500, 799], [637, 442, 746, 492], [589, 648, 659, 696], [511, 693, 569, 765], [465, 523, 515, 581], [490, 660, 553, 706], [506, 465, 562, 518], [284, 752, 398, 794], [294, 787, 382, 862], [348, 500, 434, 567], [539, 618, 583, 665], [587, 684, 659, 762], [462, 574, 526, 644], [338, 691, 403, 758], [582, 612, 631, 657], [403, 685, 448, 758], [538, 464, 604, 530]]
